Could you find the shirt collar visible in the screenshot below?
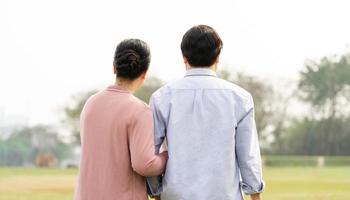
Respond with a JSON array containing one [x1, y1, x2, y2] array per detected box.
[[106, 85, 131, 93], [184, 68, 217, 77]]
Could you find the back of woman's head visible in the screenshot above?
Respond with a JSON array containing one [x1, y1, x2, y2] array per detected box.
[[113, 39, 151, 80]]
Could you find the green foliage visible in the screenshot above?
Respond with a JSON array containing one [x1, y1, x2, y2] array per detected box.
[[62, 57, 350, 156], [264, 156, 350, 167], [278, 117, 350, 155], [325, 156, 350, 166], [218, 70, 274, 136], [0, 128, 33, 166], [218, 69, 289, 152], [299, 55, 350, 117], [287, 53, 350, 155], [235, 73, 275, 136], [264, 156, 318, 167], [0, 125, 72, 166], [134, 77, 163, 103], [0, 140, 30, 166]]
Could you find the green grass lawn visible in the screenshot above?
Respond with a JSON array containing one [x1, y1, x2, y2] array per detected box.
[[0, 167, 349, 200]]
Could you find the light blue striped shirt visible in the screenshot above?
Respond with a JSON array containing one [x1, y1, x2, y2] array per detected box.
[[147, 68, 264, 200]]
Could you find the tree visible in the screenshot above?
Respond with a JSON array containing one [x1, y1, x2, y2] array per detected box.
[[134, 77, 163, 103], [235, 72, 274, 138], [0, 125, 71, 166], [297, 54, 350, 155], [299, 55, 350, 119], [218, 69, 290, 152], [283, 117, 350, 155]]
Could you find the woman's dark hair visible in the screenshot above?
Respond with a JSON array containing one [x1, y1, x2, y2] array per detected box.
[[113, 39, 151, 80], [181, 25, 223, 67]]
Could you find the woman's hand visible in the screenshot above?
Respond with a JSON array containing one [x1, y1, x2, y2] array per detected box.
[[250, 193, 261, 200], [159, 151, 168, 160]]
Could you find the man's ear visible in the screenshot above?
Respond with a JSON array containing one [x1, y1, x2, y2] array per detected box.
[[183, 57, 191, 70], [212, 56, 220, 71], [215, 55, 220, 64], [183, 56, 188, 65]]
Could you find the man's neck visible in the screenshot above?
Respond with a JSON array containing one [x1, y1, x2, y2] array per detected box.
[[186, 65, 217, 72]]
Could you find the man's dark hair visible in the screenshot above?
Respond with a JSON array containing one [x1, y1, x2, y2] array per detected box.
[[113, 39, 151, 80], [181, 25, 223, 67]]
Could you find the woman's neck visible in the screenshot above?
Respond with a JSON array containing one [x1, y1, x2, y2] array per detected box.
[[115, 79, 140, 93]]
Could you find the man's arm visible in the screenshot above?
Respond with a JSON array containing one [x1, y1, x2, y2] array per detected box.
[[146, 94, 168, 197], [235, 95, 265, 197], [128, 108, 168, 177], [150, 95, 167, 154]]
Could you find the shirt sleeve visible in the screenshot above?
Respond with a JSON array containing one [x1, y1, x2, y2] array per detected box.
[[235, 95, 265, 195], [128, 107, 167, 177], [151, 95, 167, 154], [146, 94, 168, 196]]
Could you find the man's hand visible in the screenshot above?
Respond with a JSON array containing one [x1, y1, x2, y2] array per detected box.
[[250, 193, 261, 200]]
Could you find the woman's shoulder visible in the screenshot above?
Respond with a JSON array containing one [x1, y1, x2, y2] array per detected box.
[[129, 95, 151, 112]]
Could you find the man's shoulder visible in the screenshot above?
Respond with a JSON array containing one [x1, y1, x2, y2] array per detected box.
[[152, 77, 253, 103], [214, 78, 253, 103], [152, 79, 180, 99]]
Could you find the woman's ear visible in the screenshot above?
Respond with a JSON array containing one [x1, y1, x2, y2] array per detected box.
[[141, 70, 147, 80], [113, 65, 117, 74]]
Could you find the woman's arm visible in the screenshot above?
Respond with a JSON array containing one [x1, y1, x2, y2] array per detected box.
[[128, 108, 168, 176]]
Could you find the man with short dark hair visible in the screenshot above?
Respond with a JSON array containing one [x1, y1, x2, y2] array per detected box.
[[148, 25, 264, 200]]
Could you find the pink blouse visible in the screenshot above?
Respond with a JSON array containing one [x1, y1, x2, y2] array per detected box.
[[74, 85, 167, 200]]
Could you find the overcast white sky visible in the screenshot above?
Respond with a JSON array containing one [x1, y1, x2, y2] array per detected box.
[[0, 0, 349, 126]]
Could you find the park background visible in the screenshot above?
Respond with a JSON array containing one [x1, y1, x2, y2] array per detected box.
[[1, 0, 350, 199]]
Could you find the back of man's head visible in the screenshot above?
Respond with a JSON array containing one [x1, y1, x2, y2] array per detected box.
[[181, 25, 223, 67]]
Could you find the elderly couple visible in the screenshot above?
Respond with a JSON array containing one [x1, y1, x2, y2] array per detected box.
[[74, 25, 265, 200]]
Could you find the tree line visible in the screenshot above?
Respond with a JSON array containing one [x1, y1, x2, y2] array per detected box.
[[64, 52, 350, 155], [1, 52, 349, 167]]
